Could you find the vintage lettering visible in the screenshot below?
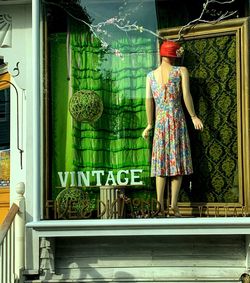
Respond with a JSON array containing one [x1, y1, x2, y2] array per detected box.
[[77, 171, 90, 186], [130, 169, 143, 185], [117, 170, 129, 185], [58, 171, 69, 187], [58, 169, 143, 187], [92, 170, 105, 186], [105, 171, 117, 186]]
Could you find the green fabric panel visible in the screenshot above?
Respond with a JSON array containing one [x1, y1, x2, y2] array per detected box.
[[70, 23, 156, 186], [50, 33, 74, 198], [179, 35, 238, 203]]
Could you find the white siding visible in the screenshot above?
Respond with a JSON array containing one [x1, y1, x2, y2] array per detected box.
[[49, 235, 246, 282]]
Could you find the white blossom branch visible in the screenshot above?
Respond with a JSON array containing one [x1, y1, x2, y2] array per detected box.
[[178, 0, 237, 40], [43, 0, 164, 59], [43, 0, 237, 58]]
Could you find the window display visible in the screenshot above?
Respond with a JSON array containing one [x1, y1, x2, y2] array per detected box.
[[43, 0, 249, 219]]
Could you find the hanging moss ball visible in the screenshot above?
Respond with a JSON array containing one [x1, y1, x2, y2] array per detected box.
[[56, 188, 89, 219], [69, 90, 103, 123]]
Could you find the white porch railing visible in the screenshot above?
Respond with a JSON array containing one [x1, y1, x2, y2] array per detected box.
[[0, 182, 25, 283]]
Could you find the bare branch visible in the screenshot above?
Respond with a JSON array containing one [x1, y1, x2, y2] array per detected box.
[[209, 0, 235, 4], [43, 0, 237, 58], [42, 0, 165, 58], [178, 0, 237, 40]]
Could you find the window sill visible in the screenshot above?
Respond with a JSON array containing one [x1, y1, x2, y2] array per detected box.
[[26, 217, 250, 237]]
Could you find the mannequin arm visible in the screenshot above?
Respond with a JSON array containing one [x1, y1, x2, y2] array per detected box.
[[142, 76, 154, 139], [181, 67, 203, 131]]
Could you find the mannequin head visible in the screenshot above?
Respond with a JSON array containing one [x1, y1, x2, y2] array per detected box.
[[160, 40, 184, 64], [160, 40, 182, 57]]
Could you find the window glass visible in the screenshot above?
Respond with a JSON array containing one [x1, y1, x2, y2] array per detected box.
[[44, 0, 246, 220]]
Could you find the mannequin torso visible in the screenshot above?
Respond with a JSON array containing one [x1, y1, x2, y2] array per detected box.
[[142, 56, 203, 216]]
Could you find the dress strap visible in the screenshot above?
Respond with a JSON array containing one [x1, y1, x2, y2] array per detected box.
[[172, 66, 181, 77], [147, 71, 153, 79]]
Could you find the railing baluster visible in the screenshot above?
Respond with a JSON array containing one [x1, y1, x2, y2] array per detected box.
[[0, 182, 25, 283], [4, 237, 7, 283], [0, 243, 3, 283], [14, 182, 25, 279], [9, 229, 12, 283], [9, 227, 12, 283], [9, 231, 11, 283], [11, 222, 14, 283], [6, 235, 9, 283], [7, 230, 10, 283]]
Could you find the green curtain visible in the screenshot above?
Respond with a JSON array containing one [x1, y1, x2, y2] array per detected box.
[[70, 24, 156, 189], [50, 33, 74, 199]]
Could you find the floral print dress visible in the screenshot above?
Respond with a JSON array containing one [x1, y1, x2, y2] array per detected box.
[[147, 66, 193, 177]]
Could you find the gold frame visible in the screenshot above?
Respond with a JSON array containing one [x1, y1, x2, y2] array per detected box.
[[159, 18, 250, 216]]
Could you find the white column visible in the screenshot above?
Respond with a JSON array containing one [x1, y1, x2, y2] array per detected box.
[[14, 182, 25, 279], [32, 0, 41, 222]]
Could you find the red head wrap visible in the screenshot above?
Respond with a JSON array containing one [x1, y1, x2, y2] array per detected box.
[[160, 40, 183, 58]]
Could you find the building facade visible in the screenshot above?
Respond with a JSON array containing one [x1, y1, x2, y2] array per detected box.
[[1, 0, 250, 282]]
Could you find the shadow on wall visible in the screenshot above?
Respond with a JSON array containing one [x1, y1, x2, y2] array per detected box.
[[113, 271, 136, 282], [63, 263, 136, 282]]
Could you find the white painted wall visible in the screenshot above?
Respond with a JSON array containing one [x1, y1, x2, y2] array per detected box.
[[51, 235, 246, 282], [0, 3, 32, 211], [0, 2, 37, 271]]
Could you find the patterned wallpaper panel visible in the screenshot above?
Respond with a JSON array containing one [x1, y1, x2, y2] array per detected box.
[[179, 35, 238, 203]]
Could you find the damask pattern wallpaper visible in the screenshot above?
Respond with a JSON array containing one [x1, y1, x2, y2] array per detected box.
[[180, 35, 238, 203]]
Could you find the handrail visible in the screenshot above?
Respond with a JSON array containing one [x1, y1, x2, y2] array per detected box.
[[0, 203, 19, 244]]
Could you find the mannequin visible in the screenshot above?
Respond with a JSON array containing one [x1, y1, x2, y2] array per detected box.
[[142, 40, 203, 217]]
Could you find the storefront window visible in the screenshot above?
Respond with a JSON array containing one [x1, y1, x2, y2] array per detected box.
[[43, 0, 249, 220]]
